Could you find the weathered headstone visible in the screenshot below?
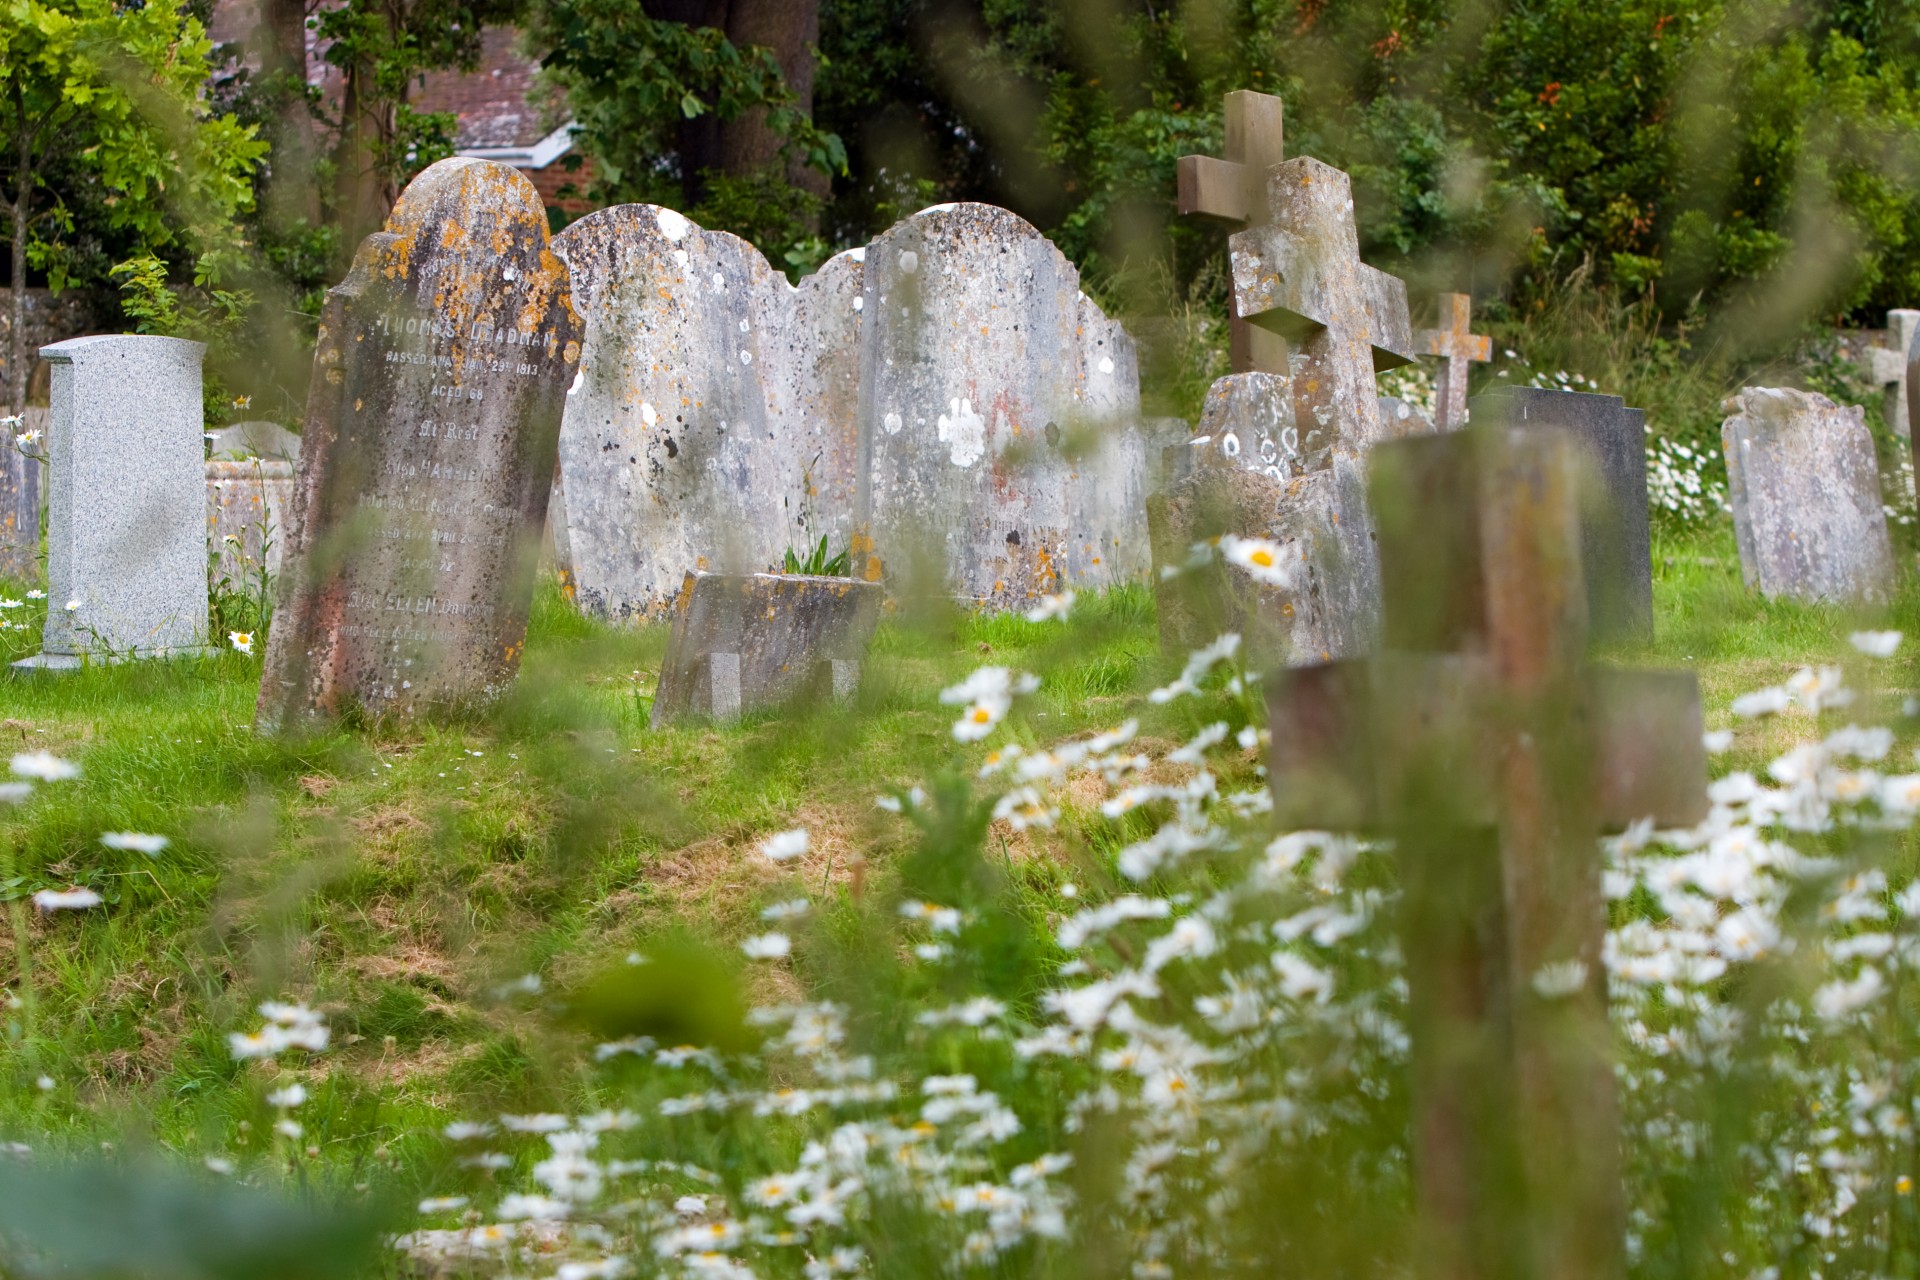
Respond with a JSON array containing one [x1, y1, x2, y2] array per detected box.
[[1417, 292, 1491, 430], [1867, 308, 1919, 438], [207, 459, 295, 585], [207, 420, 302, 461], [1721, 387, 1894, 604], [651, 570, 884, 726], [851, 203, 1151, 608], [0, 419, 39, 583], [257, 158, 582, 727], [14, 335, 209, 668], [1267, 423, 1706, 1280], [551, 207, 865, 620], [1177, 90, 1290, 375], [1378, 394, 1435, 438], [1472, 386, 1653, 644]]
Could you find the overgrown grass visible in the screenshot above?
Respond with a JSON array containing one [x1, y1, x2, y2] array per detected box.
[[0, 547, 1912, 1230]]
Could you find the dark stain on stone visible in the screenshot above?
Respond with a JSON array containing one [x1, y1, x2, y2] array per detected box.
[[1006, 529, 1021, 547], [665, 437, 679, 459]]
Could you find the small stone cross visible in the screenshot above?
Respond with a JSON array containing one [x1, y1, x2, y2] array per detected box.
[[1867, 308, 1920, 438], [1228, 157, 1417, 454], [1266, 424, 1706, 1280], [1177, 90, 1290, 375], [1418, 292, 1491, 430]]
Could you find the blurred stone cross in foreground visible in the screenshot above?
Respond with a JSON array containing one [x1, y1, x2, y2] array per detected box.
[[1177, 90, 1291, 376], [1418, 292, 1492, 431], [1266, 424, 1707, 1280]]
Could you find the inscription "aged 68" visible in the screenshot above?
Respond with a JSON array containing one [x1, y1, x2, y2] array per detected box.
[[257, 157, 583, 729]]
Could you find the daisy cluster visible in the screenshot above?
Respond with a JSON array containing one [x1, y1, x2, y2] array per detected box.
[[401, 625, 1920, 1280]]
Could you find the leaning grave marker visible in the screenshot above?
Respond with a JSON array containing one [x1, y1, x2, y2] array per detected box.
[[1867, 308, 1919, 438], [256, 158, 582, 728], [552, 206, 865, 621], [650, 571, 884, 726], [1154, 140, 1418, 665], [1721, 387, 1894, 605]]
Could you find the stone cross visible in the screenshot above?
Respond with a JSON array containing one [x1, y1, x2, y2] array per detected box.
[[650, 571, 883, 726], [1867, 309, 1919, 438], [1228, 157, 1416, 456], [1177, 90, 1290, 375], [257, 158, 583, 728], [1722, 387, 1894, 604], [15, 336, 211, 669], [1267, 424, 1706, 1280], [1417, 292, 1491, 430]]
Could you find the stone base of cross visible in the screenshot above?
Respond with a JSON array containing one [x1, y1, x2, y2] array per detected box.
[[1265, 424, 1706, 1280]]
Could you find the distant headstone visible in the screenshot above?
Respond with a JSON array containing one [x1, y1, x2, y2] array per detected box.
[[1472, 386, 1654, 645], [207, 459, 294, 585], [1721, 387, 1894, 604], [0, 419, 39, 583], [207, 420, 302, 461], [1867, 309, 1919, 438], [851, 203, 1151, 608], [1416, 292, 1491, 430], [1378, 394, 1435, 438], [552, 207, 864, 621], [15, 335, 209, 668], [651, 571, 884, 726], [257, 158, 583, 728]]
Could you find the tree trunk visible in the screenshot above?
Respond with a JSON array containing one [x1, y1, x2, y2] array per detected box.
[[643, 0, 826, 208], [721, 0, 826, 201], [334, 5, 403, 257], [257, 0, 323, 228], [9, 127, 28, 420]]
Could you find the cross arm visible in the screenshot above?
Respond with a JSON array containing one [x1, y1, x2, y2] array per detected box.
[[1177, 154, 1250, 226], [1266, 655, 1707, 832]]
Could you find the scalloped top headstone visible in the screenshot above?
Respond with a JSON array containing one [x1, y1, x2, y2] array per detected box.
[[550, 202, 1154, 617], [257, 158, 583, 729], [552, 207, 865, 621], [853, 204, 1147, 607]]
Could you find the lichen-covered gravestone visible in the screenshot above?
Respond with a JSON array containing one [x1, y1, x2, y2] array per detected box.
[[552, 207, 865, 620], [651, 571, 883, 725], [1472, 386, 1654, 645], [853, 203, 1150, 607], [257, 158, 582, 727], [1152, 150, 1415, 665], [15, 336, 210, 668], [1721, 387, 1894, 604]]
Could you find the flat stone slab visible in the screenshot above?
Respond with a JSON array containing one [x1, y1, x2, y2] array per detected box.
[[257, 158, 583, 728], [1722, 386, 1895, 603], [207, 420, 302, 461], [17, 334, 209, 666], [651, 571, 884, 726], [1471, 386, 1654, 645]]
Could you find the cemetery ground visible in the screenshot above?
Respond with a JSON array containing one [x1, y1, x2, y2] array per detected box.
[[0, 512, 1918, 1275]]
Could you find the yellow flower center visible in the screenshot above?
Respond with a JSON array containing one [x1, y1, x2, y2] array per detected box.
[[971, 707, 992, 723], [1249, 548, 1274, 568]]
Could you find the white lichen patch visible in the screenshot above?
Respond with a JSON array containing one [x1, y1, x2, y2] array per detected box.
[[937, 398, 986, 467], [655, 208, 691, 242], [884, 411, 903, 436]]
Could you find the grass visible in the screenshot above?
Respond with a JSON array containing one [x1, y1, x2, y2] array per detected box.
[[0, 531, 1911, 1205]]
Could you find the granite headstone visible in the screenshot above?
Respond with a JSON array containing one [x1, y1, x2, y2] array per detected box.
[[257, 158, 583, 727], [1722, 387, 1894, 604], [15, 335, 209, 667], [1471, 386, 1654, 645], [650, 570, 885, 726]]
